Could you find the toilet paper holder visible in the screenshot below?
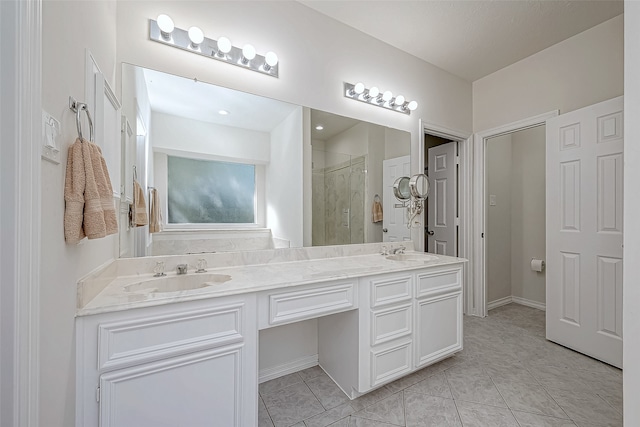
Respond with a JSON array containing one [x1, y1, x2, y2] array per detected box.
[[531, 258, 545, 272]]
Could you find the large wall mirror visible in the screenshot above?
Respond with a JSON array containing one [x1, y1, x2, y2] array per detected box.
[[119, 63, 410, 258]]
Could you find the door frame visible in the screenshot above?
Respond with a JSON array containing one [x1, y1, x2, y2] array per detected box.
[[472, 110, 558, 317], [417, 120, 472, 314], [0, 0, 42, 426]]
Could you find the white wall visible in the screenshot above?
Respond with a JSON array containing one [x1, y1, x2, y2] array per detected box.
[[151, 112, 271, 164], [40, 1, 118, 425], [473, 15, 623, 132], [267, 107, 304, 247], [486, 134, 513, 303], [259, 320, 318, 373], [624, 3, 640, 425], [510, 126, 546, 304], [385, 128, 412, 160]]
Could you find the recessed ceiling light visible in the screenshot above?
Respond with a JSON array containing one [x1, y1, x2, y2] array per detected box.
[[315, 125, 324, 131], [218, 110, 230, 115]]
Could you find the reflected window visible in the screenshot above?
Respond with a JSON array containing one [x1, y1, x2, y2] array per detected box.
[[167, 155, 256, 224]]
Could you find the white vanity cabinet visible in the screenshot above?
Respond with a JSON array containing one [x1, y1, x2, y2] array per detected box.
[[319, 263, 463, 398], [76, 295, 258, 427]]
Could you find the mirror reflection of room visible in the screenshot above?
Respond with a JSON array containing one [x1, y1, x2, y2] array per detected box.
[[120, 64, 410, 257]]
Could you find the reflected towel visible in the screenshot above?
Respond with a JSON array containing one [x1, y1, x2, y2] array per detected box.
[[149, 188, 162, 233], [133, 179, 149, 226], [372, 200, 383, 223]]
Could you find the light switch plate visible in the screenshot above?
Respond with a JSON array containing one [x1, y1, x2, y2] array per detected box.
[[41, 110, 61, 164], [489, 195, 497, 206]]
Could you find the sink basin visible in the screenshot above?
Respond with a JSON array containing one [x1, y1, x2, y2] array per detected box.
[[386, 253, 438, 262], [123, 273, 232, 295]]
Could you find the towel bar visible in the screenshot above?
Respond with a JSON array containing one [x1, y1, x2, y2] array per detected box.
[[69, 96, 94, 142]]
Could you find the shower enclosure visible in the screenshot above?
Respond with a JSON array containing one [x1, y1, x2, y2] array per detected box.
[[312, 150, 366, 246]]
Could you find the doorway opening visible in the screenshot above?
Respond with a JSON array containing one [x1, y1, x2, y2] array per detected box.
[[424, 135, 458, 256], [485, 125, 547, 314]]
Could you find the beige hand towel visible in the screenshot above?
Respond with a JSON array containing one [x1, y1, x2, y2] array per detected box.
[[149, 188, 162, 233], [64, 138, 86, 243], [372, 200, 383, 223], [90, 142, 118, 236], [80, 139, 107, 239], [133, 179, 149, 226]]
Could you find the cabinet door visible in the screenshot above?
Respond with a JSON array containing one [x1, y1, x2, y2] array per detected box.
[[99, 345, 245, 427], [414, 292, 462, 368]]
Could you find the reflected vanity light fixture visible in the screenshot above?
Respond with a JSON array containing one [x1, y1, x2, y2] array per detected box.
[[149, 16, 279, 78], [344, 82, 418, 115]]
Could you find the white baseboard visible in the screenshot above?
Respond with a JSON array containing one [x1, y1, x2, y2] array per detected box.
[[487, 295, 546, 312], [487, 296, 513, 311], [512, 296, 546, 311], [258, 354, 319, 384]]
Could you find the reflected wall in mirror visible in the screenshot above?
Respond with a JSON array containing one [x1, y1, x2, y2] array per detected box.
[[120, 63, 410, 257]]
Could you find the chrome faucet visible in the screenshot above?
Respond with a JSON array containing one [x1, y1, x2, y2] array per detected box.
[[195, 259, 207, 273], [176, 264, 188, 275], [390, 245, 406, 255]]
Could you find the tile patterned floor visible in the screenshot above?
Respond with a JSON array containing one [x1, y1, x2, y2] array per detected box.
[[258, 303, 623, 427]]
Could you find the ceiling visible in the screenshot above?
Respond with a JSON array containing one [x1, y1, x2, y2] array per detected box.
[[142, 67, 298, 132], [300, 0, 623, 82], [311, 110, 361, 141]]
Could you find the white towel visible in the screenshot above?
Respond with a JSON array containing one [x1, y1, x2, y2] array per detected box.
[[133, 179, 148, 226]]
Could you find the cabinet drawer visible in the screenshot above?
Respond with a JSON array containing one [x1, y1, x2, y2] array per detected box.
[[371, 304, 412, 346], [370, 340, 412, 387], [269, 282, 356, 326], [370, 275, 412, 308], [416, 269, 461, 298], [98, 304, 243, 371]]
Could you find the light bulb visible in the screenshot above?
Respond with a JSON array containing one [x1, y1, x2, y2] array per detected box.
[[382, 90, 393, 102], [354, 82, 365, 95], [242, 44, 256, 63], [407, 100, 418, 111], [265, 51, 278, 67], [188, 26, 204, 48], [217, 37, 232, 55], [367, 86, 380, 99], [394, 95, 405, 106], [157, 14, 174, 39]]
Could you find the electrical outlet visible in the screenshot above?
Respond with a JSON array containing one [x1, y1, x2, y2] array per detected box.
[[489, 195, 497, 206]]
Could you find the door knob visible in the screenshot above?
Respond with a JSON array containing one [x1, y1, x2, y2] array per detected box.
[[383, 228, 388, 233], [426, 229, 434, 236]]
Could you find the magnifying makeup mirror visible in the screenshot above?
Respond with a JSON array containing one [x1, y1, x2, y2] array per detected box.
[[393, 176, 411, 201], [409, 173, 429, 200]]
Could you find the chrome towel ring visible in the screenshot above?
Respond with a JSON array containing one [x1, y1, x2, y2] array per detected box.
[[69, 97, 94, 142]]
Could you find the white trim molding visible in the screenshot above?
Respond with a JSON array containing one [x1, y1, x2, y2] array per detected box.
[[0, 1, 42, 426], [258, 355, 319, 383], [472, 110, 558, 317], [487, 296, 546, 312]]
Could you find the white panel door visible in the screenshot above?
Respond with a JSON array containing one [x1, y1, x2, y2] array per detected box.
[[382, 155, 411, 242], [546, 96, 623, 368], [427, 142, 457, 255]]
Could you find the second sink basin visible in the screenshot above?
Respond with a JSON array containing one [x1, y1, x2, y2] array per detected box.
[[123, 273, 232, 295], [386, 253, 438, 262]]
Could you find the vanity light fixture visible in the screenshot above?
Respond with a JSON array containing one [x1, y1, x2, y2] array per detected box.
[[241, 44, 256, 64], [188, 26, 204, 49], [157, 14, 174, 40], [149, 17, 279, 77], [344, 82, 418, 115]]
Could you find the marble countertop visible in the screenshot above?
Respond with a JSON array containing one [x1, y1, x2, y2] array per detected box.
[[77, 243, 467, 317]]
